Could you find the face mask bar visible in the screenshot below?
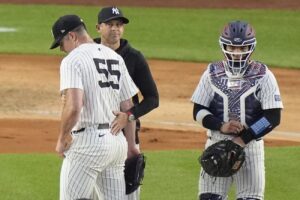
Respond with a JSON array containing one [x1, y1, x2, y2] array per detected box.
[[219, 38, 256, 78]]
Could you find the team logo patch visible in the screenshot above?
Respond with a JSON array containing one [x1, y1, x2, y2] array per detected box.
[[274, 94, 281, 101], [112, 7, 120, 15], [234, 38, 242, 43], [227, 79, 241, 90]]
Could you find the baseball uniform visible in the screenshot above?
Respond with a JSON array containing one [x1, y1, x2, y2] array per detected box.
[[192, 60, 283, 199], [59, 43, 138, 200]]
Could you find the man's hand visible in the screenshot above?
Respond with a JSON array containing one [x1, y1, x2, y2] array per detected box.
[[127, 146, 140, 159], [220, 120, 244, 135], [55, 137, 71, 158], [110, 111, 129, 135]]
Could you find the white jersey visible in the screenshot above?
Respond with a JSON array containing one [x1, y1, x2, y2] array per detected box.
[[59, 43, 138, 200], [60, 43, 138, 130]]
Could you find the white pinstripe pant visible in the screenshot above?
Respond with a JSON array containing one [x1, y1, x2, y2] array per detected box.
[[93, 180, 141, 200], [60, 127, 127, 200], [199, 135, 265, 200], [93, 144, 141, 200]]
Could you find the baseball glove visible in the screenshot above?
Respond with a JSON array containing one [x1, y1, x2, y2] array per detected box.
[[124, 153, 146, 194], [199, 140, 245, 177]]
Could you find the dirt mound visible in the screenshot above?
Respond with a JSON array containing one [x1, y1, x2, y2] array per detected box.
[[0, 54, 300, 153]]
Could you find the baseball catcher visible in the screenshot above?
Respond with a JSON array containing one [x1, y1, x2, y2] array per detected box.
[[199, 140, 245, 177], [124, 153, 146, 194], [191, 20, 283, 199]]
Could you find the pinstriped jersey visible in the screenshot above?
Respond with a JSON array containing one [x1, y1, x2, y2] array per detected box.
[[191, 61, 283, 126], [60, 43, 138, 130]]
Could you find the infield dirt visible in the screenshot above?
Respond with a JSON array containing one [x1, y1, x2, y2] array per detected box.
[[0, 55, 300, 153]]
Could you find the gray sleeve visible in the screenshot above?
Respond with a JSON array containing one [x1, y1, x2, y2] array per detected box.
[[191, 68, 214, 107]]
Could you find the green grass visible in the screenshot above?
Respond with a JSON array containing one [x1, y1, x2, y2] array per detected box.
[[0, 4, 300, 68], [141, 150, 201, 200], [0, 154, 61, 200], [1, 147, 300, 200]]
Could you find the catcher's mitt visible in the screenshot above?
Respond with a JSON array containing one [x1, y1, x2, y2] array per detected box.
[[199, 140, 245, 177], [124, 153, 146, 194]]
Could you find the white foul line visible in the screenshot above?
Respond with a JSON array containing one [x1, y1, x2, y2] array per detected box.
[[0, 27, 17, 32]]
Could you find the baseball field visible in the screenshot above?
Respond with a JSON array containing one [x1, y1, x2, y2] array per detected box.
[[0, 0, 300, 199]]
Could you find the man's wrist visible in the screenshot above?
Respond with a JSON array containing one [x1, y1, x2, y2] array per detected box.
[[126, 111, 135, 122], [240, 129, 255, 144], [218, 121, 225, 132]]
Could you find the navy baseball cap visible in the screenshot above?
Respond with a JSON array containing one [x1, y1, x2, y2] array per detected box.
[[50, 14, 85, 49], [98, 6, 129, 24]]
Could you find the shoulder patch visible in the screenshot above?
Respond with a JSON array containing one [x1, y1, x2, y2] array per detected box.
[[274, 94, 281, 101]]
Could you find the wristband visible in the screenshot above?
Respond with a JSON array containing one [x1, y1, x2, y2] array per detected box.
[[126, 111, 135, 122]]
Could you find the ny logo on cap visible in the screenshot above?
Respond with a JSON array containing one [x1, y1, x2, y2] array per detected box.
[[112, 7, 120, 15], [234, 38, 242, 42]]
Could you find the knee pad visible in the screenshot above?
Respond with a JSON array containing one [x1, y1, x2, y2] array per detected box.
[[237, 198, 260, 200], [200, 193, 223, 200]]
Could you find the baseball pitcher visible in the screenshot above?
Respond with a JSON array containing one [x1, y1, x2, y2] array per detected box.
[[50, 15, 138, 200]]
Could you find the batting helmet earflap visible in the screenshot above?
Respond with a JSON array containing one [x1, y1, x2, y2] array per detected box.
[[219, 20, 256, 78]]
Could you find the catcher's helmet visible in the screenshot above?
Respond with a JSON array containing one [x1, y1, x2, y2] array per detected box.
[[219, 21, 256, 78]]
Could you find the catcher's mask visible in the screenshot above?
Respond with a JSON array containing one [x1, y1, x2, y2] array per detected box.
[[219, 20, 256, 78]]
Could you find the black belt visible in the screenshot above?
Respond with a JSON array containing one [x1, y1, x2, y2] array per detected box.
[[72, 123, 110, 134]]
